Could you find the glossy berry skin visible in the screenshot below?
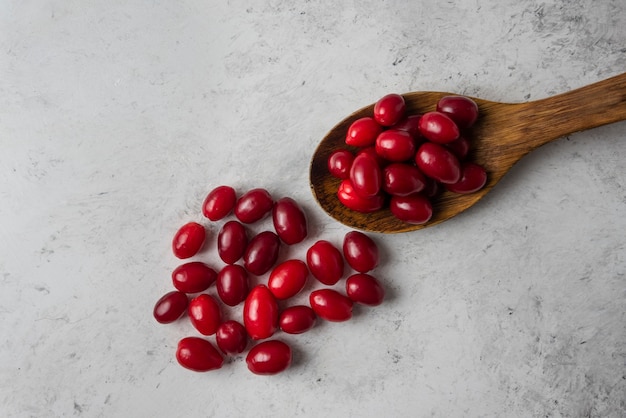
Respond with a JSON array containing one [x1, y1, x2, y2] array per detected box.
[[171, 262, 217, 293], [188, 294, 221, 336], [216, 264, 249, 306], [337, 179, 385, 213], [279, 305, 317, 334], [345, 117, 383, 147], [375, 129, 416, 162], [243, 285, 279, 340], [243, 231, 280, 276], [436, 95, 479, 129], [383, 163, 427, 196], [246, 340, 292, 375], [415, 142, 462, 184], [418, 111, 460, 144], [374, 93, 406, 126], [202, 185, 236, 221], [215, 320, 248, 354], [327, 149, 355, 179], [172, 222, 206, 259], [350, 152, 383, 198], [390, 194, 433, 225], [392, 114, 422, 139], [272, 197, 308, 245], [343, 231, 379, 273], [176, 337, 224, 372], [234, 188, 273, 224], [268, 259, 309, 300], [153, 291, 188, 324], [357, 146, 387, 166], [217, 220, 248, 264], [306, 240, 344, 285], [446, 162, 487, 194], [309, 289, 353, 322], [346, 273, 385, 306]]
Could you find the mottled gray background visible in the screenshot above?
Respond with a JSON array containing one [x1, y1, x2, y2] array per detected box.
[[1, 0, 624, 417]]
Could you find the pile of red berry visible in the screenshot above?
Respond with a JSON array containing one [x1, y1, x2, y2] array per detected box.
[[153, 186, 384, 375], [328, 93, 488, 224]]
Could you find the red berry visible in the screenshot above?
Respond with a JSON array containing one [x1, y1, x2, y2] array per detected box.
[[172, 222, 206, 259]]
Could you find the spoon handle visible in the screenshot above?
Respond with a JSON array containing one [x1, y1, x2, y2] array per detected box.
[[518, 72, 626, 149]]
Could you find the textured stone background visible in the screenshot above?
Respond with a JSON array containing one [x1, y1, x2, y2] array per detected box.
[[1, 1, 625, 417]]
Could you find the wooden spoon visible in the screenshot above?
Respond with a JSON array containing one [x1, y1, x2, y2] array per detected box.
[[310, 72, 626, 233]]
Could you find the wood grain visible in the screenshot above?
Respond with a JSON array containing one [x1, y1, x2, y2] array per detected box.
[[310, 72, 626, 233]]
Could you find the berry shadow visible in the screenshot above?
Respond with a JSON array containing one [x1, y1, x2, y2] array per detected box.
[[286, 339, 308, 372]]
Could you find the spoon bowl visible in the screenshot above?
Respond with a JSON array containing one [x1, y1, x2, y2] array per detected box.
[[310, 72, 626, 233]]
